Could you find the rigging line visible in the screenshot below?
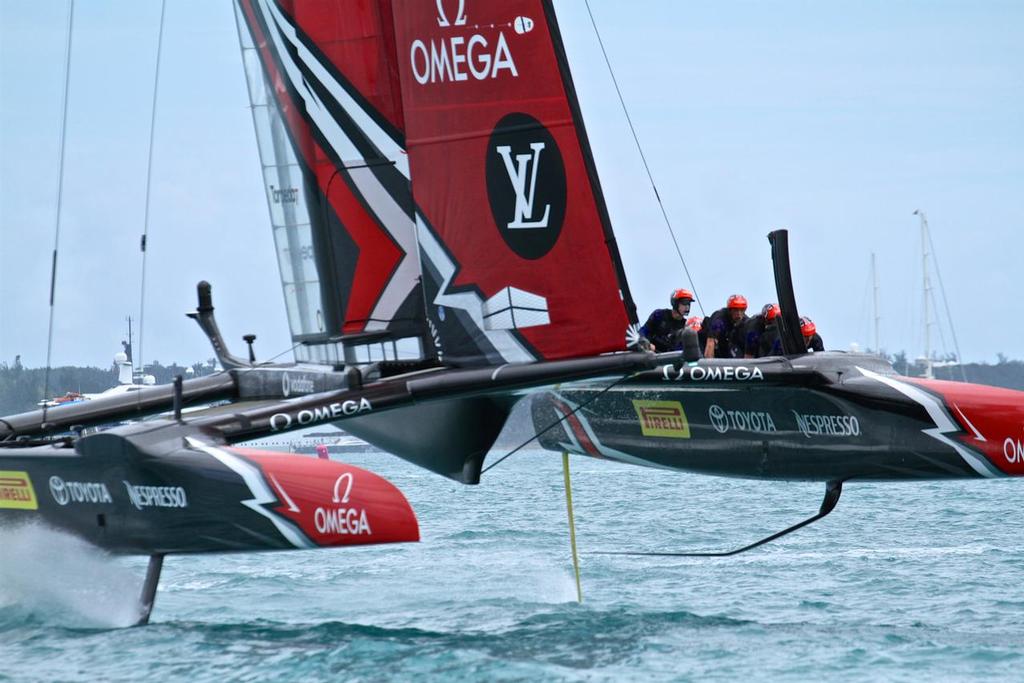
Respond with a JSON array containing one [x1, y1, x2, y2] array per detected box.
[[925, 226, 968, 382], [582, 1, 705, 318], [137, 0, 168, 380], [481, 371, 639, 474], [41, 0, 77, 428], [204, 340, 303, 380], [240, 340, 303, 368]]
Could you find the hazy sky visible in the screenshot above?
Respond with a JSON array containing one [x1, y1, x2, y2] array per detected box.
[[1, 0, 1021, 370]]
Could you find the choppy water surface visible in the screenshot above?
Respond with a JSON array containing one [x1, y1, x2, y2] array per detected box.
[[3, 450, 1023, 681]]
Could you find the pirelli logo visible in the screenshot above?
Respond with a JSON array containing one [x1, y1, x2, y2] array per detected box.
[[632, 400, 691, 438], [0, 471, 39, 510]]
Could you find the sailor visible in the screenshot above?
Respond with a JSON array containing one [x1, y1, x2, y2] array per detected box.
[[704, 294, 749, 358], [637, 288, 694, 352], [800, 317, 825, 352], [744, 303, 781, 358]]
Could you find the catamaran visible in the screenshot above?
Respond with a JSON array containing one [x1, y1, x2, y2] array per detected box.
[[3, 0, 1022, 622]]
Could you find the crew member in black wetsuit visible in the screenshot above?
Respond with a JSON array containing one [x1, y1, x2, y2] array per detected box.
[[744, 303, 781, 358], [637, 288, 694, 352], [704, 294, 749, 359], [800, 317, 825, 352]]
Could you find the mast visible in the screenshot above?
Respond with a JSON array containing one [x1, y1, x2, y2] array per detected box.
[[871, 251, 880, 355], [41, 0, 76, 424], [137, 0, 167, 382], [125, 316, 134, 366], [915, 210, 934, 379]]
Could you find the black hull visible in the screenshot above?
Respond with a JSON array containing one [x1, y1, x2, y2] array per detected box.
[[532, 354, 1024, 482], [0, 423, 418, 555]]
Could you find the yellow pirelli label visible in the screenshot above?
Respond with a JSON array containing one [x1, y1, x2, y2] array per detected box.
[[0, 471, 38, 510], [632, 400, 691, 438]]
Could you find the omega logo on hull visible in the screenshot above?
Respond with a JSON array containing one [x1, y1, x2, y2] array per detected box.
[[314, 507, 372, 536], [270, 398, 373, 431], [1004, 436, 1024, 464], [663, 365, 765, 381], [314, 473, 370, 536]]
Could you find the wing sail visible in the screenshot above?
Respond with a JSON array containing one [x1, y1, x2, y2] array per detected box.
[[390, 0, 637, 366], [235, 0, 428, 363], [235, 0, 637, 367]]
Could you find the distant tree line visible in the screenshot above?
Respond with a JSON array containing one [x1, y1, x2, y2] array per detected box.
[[881, 351, 1024, 390], [0, 356, 218, 415]]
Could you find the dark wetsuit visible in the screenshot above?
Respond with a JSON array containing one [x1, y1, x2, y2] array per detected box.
[[707, 308, 748, 358], [805, 333, 824, 353], [743, 314, 782, 357], [639, 308, 687, 352]]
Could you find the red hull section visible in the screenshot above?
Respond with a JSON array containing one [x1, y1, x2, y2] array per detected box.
[[230, 448, 419, 547], [909, 378, 1024, 476]]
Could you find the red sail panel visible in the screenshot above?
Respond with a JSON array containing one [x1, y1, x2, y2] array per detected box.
[[391, 0, 636, 364], [283, 0, 406, 142], [236, 0, 424, 351]]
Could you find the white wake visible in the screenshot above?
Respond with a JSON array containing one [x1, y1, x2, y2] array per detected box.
[[0, 521, 145, 628]]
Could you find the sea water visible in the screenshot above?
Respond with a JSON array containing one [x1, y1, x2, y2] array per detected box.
[[2, 449, 1022, 681]]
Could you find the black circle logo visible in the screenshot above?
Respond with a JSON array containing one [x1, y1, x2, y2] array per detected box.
[[485, 112, 566, 260]]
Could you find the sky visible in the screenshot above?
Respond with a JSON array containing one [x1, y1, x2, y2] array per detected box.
[[1, 0, 1021, 370]]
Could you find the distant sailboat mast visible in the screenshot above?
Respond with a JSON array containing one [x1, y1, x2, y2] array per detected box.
[[915, 210, 935, 379], [913, 210, 968, 381], [871, 251, 880, 356]]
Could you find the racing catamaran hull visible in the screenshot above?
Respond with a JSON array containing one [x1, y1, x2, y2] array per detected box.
[[4, 0, 1017, 621], [0, 426, 419, 555], [533, 353, 1024, 481]]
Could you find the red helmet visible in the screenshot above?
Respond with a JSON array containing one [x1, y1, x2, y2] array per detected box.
[[800, 316, 816, 336], [670, 288, 694, 307], [686, 316, 702, 331], [727, 294, 748, 310], [762, 303, 780, 321]]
